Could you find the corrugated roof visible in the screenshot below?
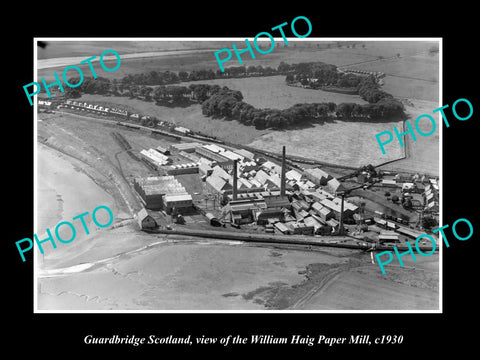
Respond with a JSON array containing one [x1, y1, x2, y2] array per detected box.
[[203, 144, 225, 153], [286, 169, 302, 181], [222, 150, 244, 161], [311, 202, 323, 212], [254, 170, 270, 185], [320, 198, 341, 213], [274, 222, 289, 232], [234, 148, 254, 159], [211, 165, 231, 181], [207, 175, 230, 192]]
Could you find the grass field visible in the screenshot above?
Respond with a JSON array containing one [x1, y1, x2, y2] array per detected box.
[[378, 99, 440, 175], [247, 119, 405, 167], [181, 75, 368, 109]]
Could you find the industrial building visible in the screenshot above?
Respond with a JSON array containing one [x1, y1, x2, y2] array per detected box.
[[163, 193, 193, 214], [169, 142, 202, 153], [304, 167, 331, 185], [134, 176, 190, 211], [195, 146, 233, 170], [165, 163, 199, 175], [140, 148, 172, 168]]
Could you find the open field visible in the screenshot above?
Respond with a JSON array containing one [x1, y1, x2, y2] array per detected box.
[[378, 99, 440, 175], [181, 75, 368, 109], [247, 118, 404, 167]]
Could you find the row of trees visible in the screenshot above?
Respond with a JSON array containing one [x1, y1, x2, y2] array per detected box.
[[118, 64, 286, 86], [201, 88, 405, 130], [63, 60, 405, 130]]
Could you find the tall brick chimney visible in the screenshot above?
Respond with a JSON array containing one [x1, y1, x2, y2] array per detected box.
[[281, 146, 286, 197], [233, 159, 238, 201]]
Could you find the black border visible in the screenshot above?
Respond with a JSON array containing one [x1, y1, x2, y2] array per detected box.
[[7, 6, 478, 356]]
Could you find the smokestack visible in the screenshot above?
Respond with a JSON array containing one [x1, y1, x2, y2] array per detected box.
[[281, 146, 286, 197], [233, 159, 238, 201]]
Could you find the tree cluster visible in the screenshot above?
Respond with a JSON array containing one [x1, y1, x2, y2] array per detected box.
[[63, 60, 406, 130], [201, 87, 404, 130]]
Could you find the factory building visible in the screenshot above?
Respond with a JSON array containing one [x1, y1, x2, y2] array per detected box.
[[165, 163, 199, 175], [233, 148, 255, 160], [169, 142, 202, 153], [134, 176, 190, 210], [326, 178, 345, 194], [230, 199, 267, 225], [304, 167, 331, 186], [140, 148, 172, 168], [199, 162, 214, 176], [285, 169, 303, 182], [195, 146, 233, 170], [206, 175, 232, 193], [163, 193, 193, 214], [179, 151, 200, 163]]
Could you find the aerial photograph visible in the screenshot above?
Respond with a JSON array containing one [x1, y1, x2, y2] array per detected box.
[[34, 38, 440, 311]]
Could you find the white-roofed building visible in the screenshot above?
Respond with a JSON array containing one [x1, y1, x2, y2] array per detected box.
[[204, 143, 225, 153], [206, 175, 231, 193], [304, 167, 331, 185], [326, 178, 344, 194], [286, 169, 302, 182], [222, 150, 244, 162], [233, 148, 255, 160]]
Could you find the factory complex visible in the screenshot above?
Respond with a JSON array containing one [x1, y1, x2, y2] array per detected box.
[[132, 138, 439, 247]]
